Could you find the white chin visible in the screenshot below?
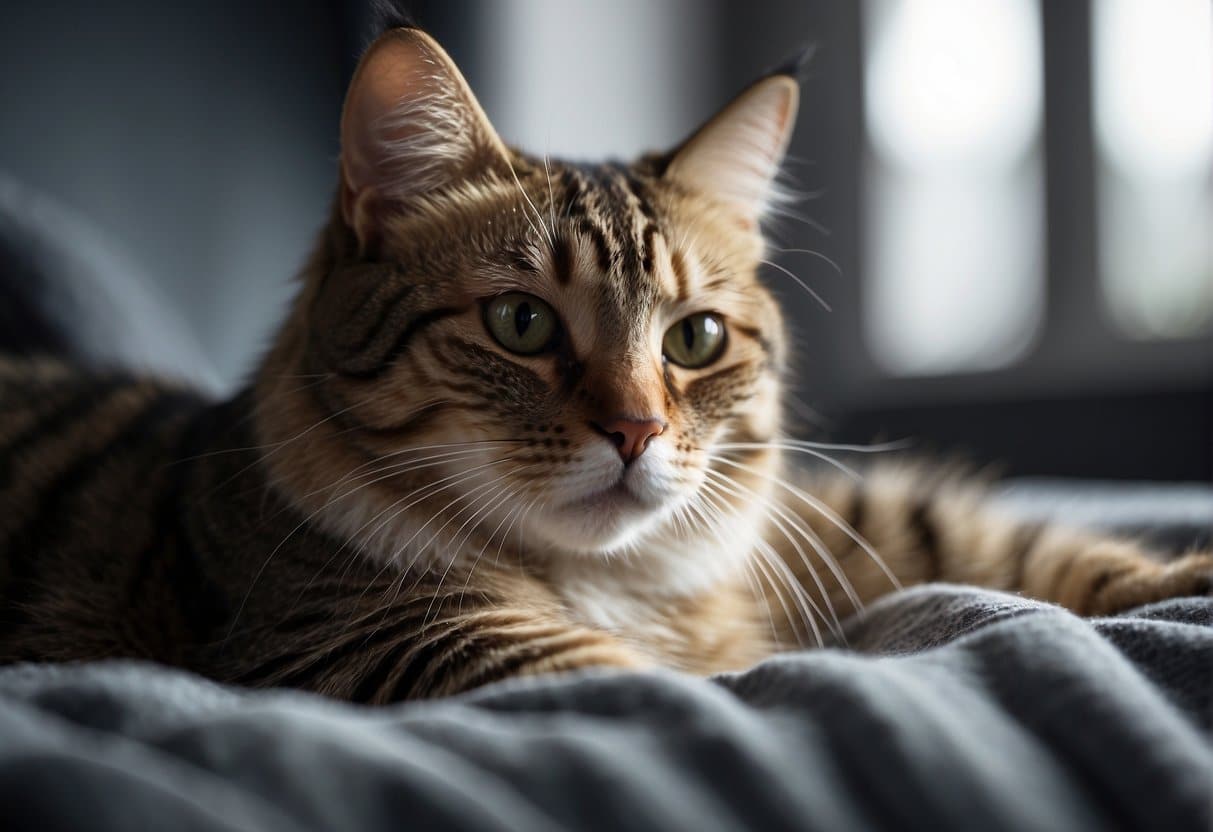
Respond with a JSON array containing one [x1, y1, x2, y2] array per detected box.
[[528, 488, 667, 555]]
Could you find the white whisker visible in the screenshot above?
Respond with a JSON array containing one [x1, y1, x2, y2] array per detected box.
[[703, 467, 849, 636], [716, 442, 863, 482], [709, 454, 901, 594], [759, 258, 831, 311], [770, 246, 844, 278], [698, 481, 825, 647], [505, 156, 552, 247], [419, 478, 519, 626]]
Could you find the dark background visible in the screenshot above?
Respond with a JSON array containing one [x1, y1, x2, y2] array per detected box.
[[2, 0, 1209, 481]]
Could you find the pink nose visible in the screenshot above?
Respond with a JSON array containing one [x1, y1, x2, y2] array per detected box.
[[592, 417, 666, 463]]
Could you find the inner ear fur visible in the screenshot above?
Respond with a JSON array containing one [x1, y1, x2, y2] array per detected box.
[[339, 28, 510, 247]]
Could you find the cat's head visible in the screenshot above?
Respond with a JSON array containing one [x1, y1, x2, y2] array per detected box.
[[256, 27, 798, 593]]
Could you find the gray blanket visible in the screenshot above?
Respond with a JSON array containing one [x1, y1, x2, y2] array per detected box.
[[2, 585, 1210, 832]]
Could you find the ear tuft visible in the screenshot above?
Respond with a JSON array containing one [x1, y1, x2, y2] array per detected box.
[[363, 0, 418, 42], [766, 43, 816, 84], [664, 73, 800, 225], [340, 29, 507, 246]]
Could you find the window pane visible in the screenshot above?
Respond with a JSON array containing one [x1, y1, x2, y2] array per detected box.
[[1093, 0, 1213, 339], [862, 0, 1044, 376]]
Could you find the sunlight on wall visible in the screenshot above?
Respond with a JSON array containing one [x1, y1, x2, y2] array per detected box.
[[1093, 0, 1213, 339], [862, 0, 1044, 376]]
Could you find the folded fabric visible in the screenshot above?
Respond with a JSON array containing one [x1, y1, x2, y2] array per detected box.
[[1, 584, 1209, 832]]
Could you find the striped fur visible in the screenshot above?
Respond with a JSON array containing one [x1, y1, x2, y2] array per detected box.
[[1, 28, 1209, 700]]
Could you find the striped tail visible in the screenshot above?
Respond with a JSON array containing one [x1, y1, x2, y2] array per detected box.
[[760, 464, 1213, 643]]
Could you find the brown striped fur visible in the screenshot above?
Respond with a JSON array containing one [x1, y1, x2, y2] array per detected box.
[[0, 28, 1209, 702]]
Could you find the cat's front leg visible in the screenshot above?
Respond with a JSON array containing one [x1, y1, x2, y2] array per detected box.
[[409, 609, 649, 700], [224, 584, 647, 703]]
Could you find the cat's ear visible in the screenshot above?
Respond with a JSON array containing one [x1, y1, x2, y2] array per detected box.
[[340, 28, 509, 247], [663, 72, 800, 226]]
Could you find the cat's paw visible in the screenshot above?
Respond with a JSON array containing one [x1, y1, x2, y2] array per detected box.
[[1083, 552, 1213, 615]]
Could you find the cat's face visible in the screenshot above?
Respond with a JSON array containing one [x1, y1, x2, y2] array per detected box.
[[257, 29, 798, 590]]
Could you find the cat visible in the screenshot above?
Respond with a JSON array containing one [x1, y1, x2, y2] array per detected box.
[[0, 22, 1209, 703]]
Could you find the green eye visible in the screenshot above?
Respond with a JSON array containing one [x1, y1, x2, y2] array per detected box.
[[662, 312, 727, 368], [484, 292, 560, 355]]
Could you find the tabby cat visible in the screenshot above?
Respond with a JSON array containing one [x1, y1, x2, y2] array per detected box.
[[1, 24, 1209, 703]]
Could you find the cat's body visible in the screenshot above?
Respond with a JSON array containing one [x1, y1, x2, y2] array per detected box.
[[1, 25, 1209, 702]]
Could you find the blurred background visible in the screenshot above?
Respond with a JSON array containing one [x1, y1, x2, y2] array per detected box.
[[2, 0, 1210, 480]]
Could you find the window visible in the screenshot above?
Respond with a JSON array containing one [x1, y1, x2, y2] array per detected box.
[[860, 0, 1213, 379], [1092, 0, 1213, 340], [862, 0, 1044, 376]]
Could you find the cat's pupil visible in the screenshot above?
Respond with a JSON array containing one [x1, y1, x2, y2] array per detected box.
[[515, 302, 532, 337], [682, 319, 695, 351]]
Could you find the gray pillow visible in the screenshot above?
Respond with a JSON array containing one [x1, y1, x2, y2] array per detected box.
[[0, 172, 218, 389]]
